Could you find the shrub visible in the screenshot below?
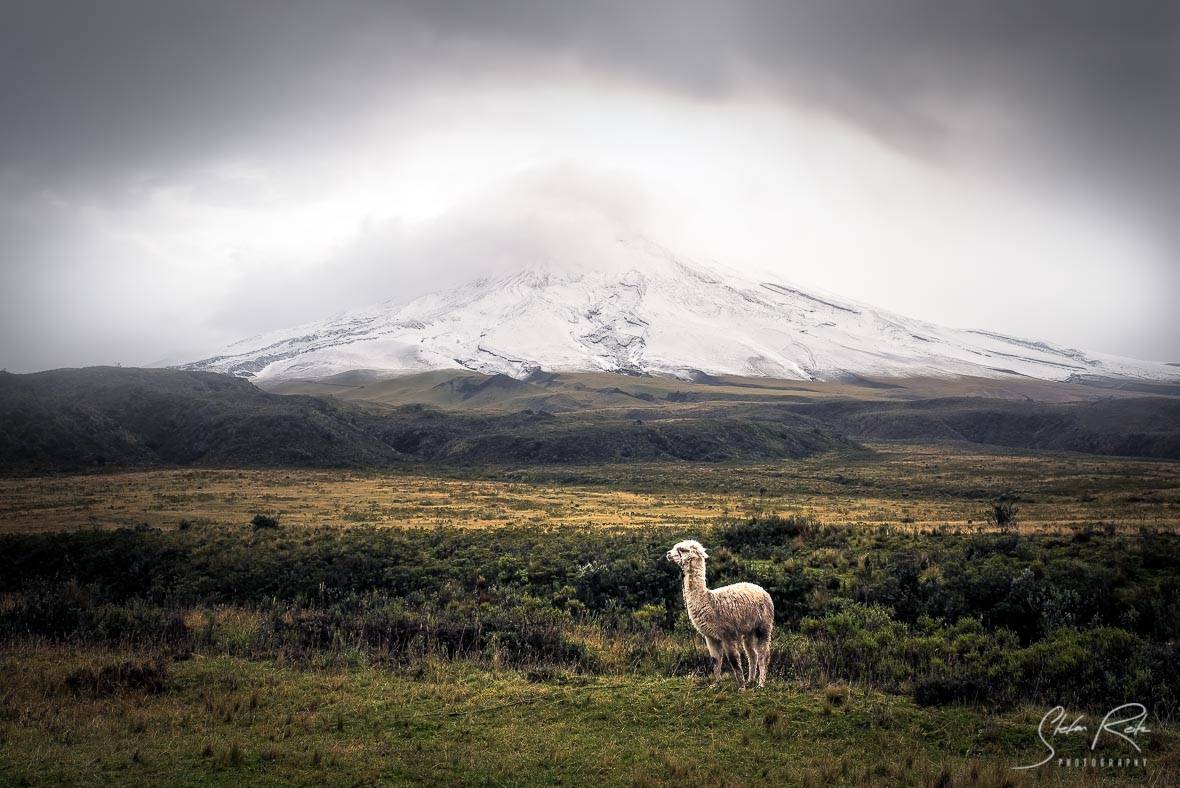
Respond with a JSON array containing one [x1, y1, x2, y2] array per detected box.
[[718, 515, 815, 557], [251, 513, 280, 529], [799, 601, 912, 686], [989, 496, 1018, 530], [1016, 627, 1155, 709], [913, 676, 988, 707]]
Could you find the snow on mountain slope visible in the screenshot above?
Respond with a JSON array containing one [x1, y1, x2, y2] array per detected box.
[[180, 239, 1177, 383]]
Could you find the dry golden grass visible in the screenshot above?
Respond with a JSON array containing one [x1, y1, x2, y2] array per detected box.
[[1, 443, 1177, 534], [0, 468, 733, 533]]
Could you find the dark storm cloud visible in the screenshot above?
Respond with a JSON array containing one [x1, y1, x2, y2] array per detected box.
[[412, 0, 1180, 226], [1, 0, 1178, 368], [5, 1, 1178, 197], [2, 2, 405, 192]]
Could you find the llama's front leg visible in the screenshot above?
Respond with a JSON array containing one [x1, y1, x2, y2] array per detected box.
[[705, 637, 724, 688], [755, 638, 771, 688]]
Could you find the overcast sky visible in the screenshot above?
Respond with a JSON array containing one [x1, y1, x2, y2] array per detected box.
[[2, 0, 1178, 372]]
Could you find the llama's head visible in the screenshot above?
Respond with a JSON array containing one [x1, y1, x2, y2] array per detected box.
[[665, 539, 707, 568]]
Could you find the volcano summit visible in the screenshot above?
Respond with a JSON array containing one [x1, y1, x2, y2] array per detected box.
[[182, 240, 1175, 384]]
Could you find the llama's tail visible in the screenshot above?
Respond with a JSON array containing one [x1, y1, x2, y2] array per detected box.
[[754, 592, 774, 640], [753, 608, 773, 640]]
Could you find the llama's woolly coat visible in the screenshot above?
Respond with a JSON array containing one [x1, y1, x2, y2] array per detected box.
[[682, 580, 774, 643]]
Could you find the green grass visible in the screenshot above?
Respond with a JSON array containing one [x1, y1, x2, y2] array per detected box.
[[3, 646, 1174, 786]]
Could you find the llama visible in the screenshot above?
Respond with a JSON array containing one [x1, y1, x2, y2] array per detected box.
[[666, 539, 773, 688]]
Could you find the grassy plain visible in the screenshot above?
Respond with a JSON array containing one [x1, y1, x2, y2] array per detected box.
[[3, 440, 1179, 785], [2, 645, 1175, 787], [2, 443, 1177, 534]]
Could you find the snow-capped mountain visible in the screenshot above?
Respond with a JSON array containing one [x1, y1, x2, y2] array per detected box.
[[181, 239, 1177, 383]]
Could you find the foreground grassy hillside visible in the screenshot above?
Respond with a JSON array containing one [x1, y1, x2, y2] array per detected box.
[[3, 646, 1173, 786]]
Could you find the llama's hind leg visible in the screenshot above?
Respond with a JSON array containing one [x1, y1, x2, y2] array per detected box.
[[742, 635, 757, 685], [755, 633, 771, 688], [724, 641, 746, 688]]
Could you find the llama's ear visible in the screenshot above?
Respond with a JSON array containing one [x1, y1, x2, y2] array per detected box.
[[698, 545, 708, 559]]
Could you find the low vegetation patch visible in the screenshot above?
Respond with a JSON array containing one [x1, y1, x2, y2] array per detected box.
[[250, 513, 280, 529], [2, 515, 1178, 715]]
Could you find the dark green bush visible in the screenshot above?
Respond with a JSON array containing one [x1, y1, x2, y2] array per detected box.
[[913, 676, 989, 707], [989, 496, 1018, 530], [718, 515, 815, 557], [2, 520, 1177, 712]]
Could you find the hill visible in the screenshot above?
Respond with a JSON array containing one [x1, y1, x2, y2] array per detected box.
[[0, 367, 398, 471], [778, 396, 1180, 460], [4, 367, 1180, 473], [266, 368, 1180, 412], [270, 368, 1180, 460], [0, 368, 860, 472]]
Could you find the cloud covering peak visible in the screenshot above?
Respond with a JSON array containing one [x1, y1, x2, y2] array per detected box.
[[2, 1, 1177, 370]]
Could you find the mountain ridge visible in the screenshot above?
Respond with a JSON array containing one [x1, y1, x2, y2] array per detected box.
[[180, 239, 1177, 384]]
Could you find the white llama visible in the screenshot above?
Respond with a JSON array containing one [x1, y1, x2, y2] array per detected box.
[[666, 539, 773, 688]]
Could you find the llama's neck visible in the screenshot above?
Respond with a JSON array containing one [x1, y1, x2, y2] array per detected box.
[[681, 562, 712, 621]]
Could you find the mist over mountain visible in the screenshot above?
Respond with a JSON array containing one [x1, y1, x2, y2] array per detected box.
[[181, 239, 1176, 385]]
